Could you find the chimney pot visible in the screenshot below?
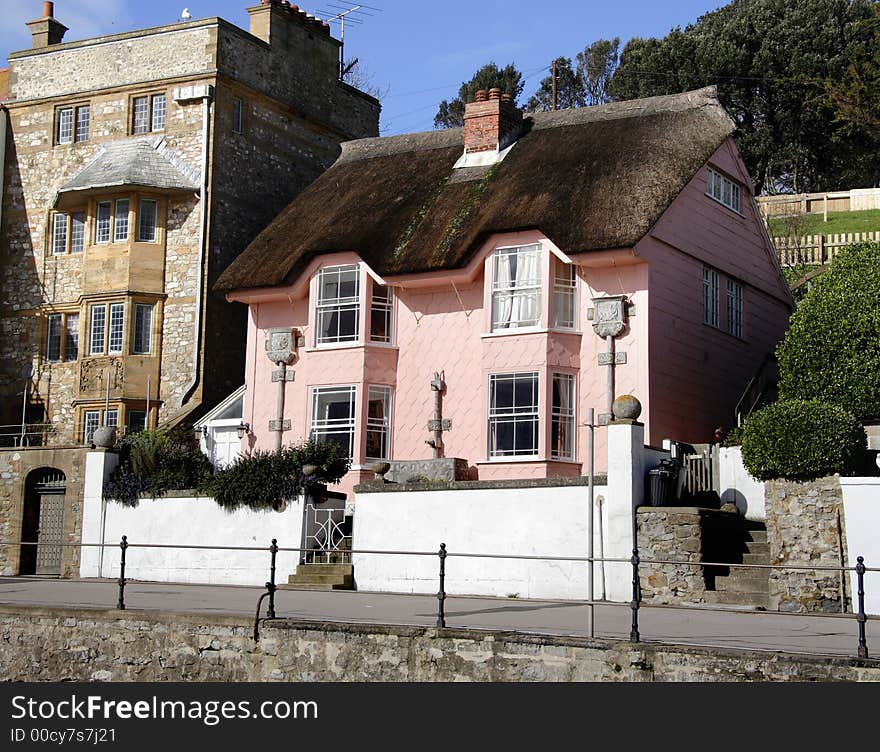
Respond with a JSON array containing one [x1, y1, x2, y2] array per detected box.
[[43, 1, 53, 18], [475, 89, 488, 102], [501, 93, 512, 104], [488, 88, 502, 100]]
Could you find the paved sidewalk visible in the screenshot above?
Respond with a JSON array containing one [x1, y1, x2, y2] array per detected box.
[[0, 576, 873, 660]]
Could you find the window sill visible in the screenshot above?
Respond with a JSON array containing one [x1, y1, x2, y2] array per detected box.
[[481, 327, 548, 339], [476, 457, 543, 464], [305, 341, 399, 353]]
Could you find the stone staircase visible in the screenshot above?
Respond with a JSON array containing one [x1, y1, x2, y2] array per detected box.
[[702, 521, 770, 609], [280, 562, 354, 591]]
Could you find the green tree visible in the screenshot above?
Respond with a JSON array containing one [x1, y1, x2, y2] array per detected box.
[[610, 0, 880, 195], [776, 242, 880, 419], [526, 57, 583, 112], [434, 62, 524, 129], [526, 40, 620, 112]]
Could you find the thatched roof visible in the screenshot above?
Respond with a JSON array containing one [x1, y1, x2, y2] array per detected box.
[[216, 87, 736, 293]]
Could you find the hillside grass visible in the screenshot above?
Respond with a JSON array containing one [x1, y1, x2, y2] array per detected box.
[[768, 209, 880, 237]]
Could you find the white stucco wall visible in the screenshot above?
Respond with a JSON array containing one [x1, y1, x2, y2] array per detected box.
[[718, 446, 765, 521], [352, 483, 634, 601], [840, 478, 880, 615]]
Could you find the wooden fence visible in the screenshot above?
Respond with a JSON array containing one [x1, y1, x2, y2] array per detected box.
[[772, 231, 880, 267]]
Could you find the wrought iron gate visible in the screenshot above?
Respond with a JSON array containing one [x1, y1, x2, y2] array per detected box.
[[34, 470, 66, 575], [301, 502, 351, 564]]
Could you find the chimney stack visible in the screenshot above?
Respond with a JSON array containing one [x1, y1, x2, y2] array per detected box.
[[26, 1, 68, 49], [463, 88, 522, 155]]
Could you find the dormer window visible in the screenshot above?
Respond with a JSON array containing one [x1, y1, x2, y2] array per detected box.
[[491, 244, 541, 331], [315, 264, 360, 345]]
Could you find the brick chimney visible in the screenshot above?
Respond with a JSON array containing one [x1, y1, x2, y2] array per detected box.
[[26, 2, 68, 49], [463, 88, 523, 154]]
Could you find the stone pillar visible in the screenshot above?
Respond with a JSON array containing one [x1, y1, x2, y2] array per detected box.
[[604, 419, 645, 601], [79, 449, 118, 578]]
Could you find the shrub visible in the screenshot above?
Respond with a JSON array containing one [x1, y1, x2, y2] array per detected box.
[[741, 399, 866, 481], [104, 429, 214, 506], [777, 242, 880, 419], [721, 426, 743, 447], [207, 439, 350, 512]]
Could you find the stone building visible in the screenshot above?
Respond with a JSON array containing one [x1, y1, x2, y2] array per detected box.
[[0, 0, 380, 447], [0, 0, 377, 578]]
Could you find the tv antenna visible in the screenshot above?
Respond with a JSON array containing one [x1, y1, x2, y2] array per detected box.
[[315, 3, 382, 79]]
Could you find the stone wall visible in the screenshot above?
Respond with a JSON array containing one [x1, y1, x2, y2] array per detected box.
[[0, 446, 88, 577], [636, 506, 742, 605], [0, 606, 876, 682], [765, 477, 850, 613]]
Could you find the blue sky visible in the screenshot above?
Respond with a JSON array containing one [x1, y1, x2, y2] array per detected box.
[[2, 0, 727, 133]]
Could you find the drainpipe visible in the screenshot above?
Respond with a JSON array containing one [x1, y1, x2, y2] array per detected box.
[[180, 90, 214, 408]]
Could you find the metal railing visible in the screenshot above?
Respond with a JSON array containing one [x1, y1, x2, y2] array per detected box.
[[0, 538, 874, 658]]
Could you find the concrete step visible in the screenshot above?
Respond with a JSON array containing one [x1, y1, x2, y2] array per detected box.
[[293, 564, 353, 577], [744, 542, 769, 556], [714, 574, 769, 594], [746, 530, 767, 543], [743, 552, 771, 565], [287, 573, 354, 587], [701, 590, 770, 609], [278, 582, 353, 592]]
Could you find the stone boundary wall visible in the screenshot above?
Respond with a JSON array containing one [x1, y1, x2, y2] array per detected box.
[[765, 477, 849, 613], [0, 606, 877, 682], [636, 507, 741, 605]]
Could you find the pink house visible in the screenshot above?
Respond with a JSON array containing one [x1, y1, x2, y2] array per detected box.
[[215, 86, 793, 497]]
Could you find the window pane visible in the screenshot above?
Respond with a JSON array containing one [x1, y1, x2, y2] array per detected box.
[[127, 410, 147, 433], [233, 98, 243, 134], [70, 213, 85, 253], [132, 96, 149, 134], [370, 285, 393, 343], [316, 265, 360, 344], [84, 411, 100, 443], [366, 386, 392, 460], [57, 107, 73, 144], [491, 245, 541, 331], [90, 305, 106, 355], [65, 313, 79, 361], [75, 105, 90, 142], [151, 94, 166, 131], [114, 199, 129, 242], [138, 199, 158, 242], [310, 386, 356, 460], [108, 303, 124, 354], [104, 409, 118, 428], [553, 262, 576, 329], [489, 372, 539, 457], [46, 314, 62, 362], [703, 267, 719, 327], [52, 213, 68, 255], [133, 303, 153, 354], [727, 280, 743, 338], [551, 373, 575, 460], [96, 202, 111, 243]]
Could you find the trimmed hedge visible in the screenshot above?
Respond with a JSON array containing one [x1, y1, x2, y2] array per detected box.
[[207, 439, 350, 512], [741, 399, 865, 481], [777, 242, 880, 419]]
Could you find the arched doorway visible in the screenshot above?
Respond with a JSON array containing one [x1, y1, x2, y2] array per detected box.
[[20, 468, 66, 576]]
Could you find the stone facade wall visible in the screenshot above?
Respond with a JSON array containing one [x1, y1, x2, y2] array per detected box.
[[766, 477, 850, 613], [0, 606, 876, 682], [636, 507, 741, 605], [0, 447, 88, 577]]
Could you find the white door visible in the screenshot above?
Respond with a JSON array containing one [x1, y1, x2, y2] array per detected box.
[[211, 426, 241, 469]]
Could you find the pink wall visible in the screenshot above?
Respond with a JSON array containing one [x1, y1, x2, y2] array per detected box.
[[638, 138, 792, 445], [232, 143, 792, 498]]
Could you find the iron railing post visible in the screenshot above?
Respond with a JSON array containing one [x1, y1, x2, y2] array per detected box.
[[856, 556, 869, 659], [116, 535, 128, 610], [267, 538, 278, 620], [437, 543, 447, 628], [630, 547, 640, 643]]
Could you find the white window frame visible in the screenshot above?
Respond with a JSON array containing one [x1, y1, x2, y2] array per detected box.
[[551, 373, 576, 461], [488, 372, 540, 459], [51, 213, 68, 256], [56, 106, 73, 145], [132, 93, 166, 134], [114, 199, 130, 242], [706, 167, 741, 213], [83, 410, 100, 443], [133, 303, 154, 355], [70, 212, 85, 254], [108, 303, 125, 355], [46, 314, 63, 362], [552, 261, 577, 330], [90, 304, 107, 355], [370, 283, 394, 344], [366, 385, 393, 461], [151, 93, 166, 132], [310, 385, 357, 461], [703, 267, 719, 328], [727, 279, 744, 338], [315, 264, 361, 346], [491, 244, 542, 332], [75, 104, 90, 143], [95, 201, 112, 244]]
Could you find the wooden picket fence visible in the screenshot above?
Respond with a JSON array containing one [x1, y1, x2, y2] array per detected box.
[[772, 231, 880, 267]]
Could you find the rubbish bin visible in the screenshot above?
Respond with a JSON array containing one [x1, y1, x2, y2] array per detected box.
[[648, 459, 680, 507]]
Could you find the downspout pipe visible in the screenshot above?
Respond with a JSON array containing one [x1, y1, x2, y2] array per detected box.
[[181, 91, 213, 408]]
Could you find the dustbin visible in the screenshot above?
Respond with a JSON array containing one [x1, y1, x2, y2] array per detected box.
[[648, 459, 680, 506]]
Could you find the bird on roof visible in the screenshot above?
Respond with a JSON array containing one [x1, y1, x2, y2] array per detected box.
[[181, 8, 191, 21]]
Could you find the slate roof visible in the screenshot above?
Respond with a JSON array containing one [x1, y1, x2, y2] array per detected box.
[[56, 137, 199, 200], [215, 87, 737, 293]]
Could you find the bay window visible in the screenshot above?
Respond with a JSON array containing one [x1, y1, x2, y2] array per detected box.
[[315, 265, 360, 345], [310, 385, 357, 460], [552, 262, 576, 329], [370, 284, 393, 344], [488, 372, 540, 458], [89, 303, 124, 355], [491, 244, 541, 331], [133, 303, 154, 355], [551, 373, 575, 461], [366, 386, 392, 461]]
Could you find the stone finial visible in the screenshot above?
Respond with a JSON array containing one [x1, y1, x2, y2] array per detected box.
[[91, 426, 117, 449], [612, 395, 642, 421]]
